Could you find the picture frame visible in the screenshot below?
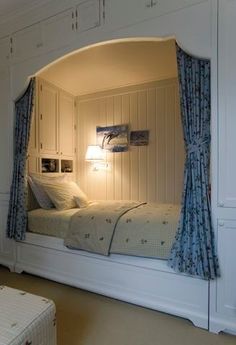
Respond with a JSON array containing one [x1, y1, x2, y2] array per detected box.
[[130, 130, 149, 146], [96, 124, 129, 152]]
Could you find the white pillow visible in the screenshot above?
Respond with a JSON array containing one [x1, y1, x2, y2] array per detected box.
[[42, 181, 89, 211], [74, 189, 89, 208], [28, 174, 68, 209]]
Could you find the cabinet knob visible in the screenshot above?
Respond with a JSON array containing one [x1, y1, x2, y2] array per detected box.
[[61, 152, 63, 155], [218, 202, 224, 207], [218, 221, 224, 227], [56, 151, 59, 154]]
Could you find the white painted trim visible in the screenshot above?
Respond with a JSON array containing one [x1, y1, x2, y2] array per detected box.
[[15, 232, 209, 330], [0, 193, 10, 204]]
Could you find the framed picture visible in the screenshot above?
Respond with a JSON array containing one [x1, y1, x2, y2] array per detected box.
[[130, 130, 149, 146], [96, 124, 129, 152]]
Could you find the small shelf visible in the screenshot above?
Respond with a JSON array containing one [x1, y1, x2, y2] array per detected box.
[[41, 158, 59, 173], [61, 159, 73, 173]]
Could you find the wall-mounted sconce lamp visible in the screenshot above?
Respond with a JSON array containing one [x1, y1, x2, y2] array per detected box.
[[85, 145, 109, 171]]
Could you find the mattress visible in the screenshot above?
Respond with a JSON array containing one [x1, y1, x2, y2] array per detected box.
[[28, 208, 79, 238], [28, 202, 180, 260], [0, 286, 56, 345]]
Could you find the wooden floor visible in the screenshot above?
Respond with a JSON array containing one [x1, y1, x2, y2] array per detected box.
[[0, 265, 235, 345]]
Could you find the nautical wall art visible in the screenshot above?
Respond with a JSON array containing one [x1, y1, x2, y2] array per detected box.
[[96, 124, 129, 152], [130, 130, 149, 146]]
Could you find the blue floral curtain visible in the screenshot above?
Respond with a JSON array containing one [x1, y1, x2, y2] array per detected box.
[[7, 78, 35, 240], [168, 45, 220, 280]]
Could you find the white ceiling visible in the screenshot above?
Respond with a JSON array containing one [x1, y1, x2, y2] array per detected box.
[[39, 39, 177, 96]]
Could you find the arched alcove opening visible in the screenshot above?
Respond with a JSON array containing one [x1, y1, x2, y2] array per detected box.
[[29, 37, 185, 204]]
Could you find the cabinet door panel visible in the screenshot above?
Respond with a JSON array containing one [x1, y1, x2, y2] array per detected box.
[[39, 80, 58, 155], [0, 197, 15, 268], [218, 0, 236, 207], [11, 23, 42, 62], [42, 8, 75, 53], [27, 156, 38, 174], [0, 68, 11, 193], [59, 91, 75, 157], [0, 37, 10, 67], [77, 0, 100, 32], [105, 0, 206, 30], [216, 220, 236, 317]]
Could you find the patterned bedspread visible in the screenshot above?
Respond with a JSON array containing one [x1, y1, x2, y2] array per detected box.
[[64, 201, 144, 255], [110, 203, 180, 259], [64, 201, 180, 259]]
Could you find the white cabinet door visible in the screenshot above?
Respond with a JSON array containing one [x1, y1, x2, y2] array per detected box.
[[59, 90, 75, 157], [27, 156, 38, 174], [41, 8, 75, 53], [76, 0, 100, 32], [104, 0, 206, 30], [209, 220, 236, 333], [0, 37, 10, 67], [216, 221, 236, 318], [11, 23, 42, 62], [39, 80, 58, 156], [0, 67, 12, 194], [218, 0, 236, 207], [0, 196, 15, 270]]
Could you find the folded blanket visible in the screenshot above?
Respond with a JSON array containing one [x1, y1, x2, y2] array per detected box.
[[64, 201, 145, 255]]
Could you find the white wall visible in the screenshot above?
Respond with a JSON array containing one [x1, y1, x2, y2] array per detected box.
[[77, 79, 184, 203]]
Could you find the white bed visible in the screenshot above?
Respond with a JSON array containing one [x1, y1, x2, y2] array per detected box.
[[15, 203, 209, 330]]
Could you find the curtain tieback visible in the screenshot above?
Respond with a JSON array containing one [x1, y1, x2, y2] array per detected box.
[[187, 139, 209, 154]]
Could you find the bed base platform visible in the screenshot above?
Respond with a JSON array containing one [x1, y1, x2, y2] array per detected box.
[[15, 232, 209, 330]]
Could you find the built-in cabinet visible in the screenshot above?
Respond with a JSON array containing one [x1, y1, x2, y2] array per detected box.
[[216, 221, 236, 318], [0, 195, 15, 271], [209, 0, 236, 334], [218, 0, 236, 208], [41, 8, 75, 53], [8, 0, 102, 63], [76, 0, 101, 32], [104, 0, 207, 30], [39, 79, 59, 156], [28, 78, 76, 174], [59, 90, 76, 158], [11, 23, 42, 62], [0, 37, 10, 66], [0, 57, 15, 268]]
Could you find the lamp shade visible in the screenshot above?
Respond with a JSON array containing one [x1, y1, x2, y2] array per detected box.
[[85, 145, 104, 161]]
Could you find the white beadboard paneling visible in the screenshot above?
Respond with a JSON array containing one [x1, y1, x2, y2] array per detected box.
[[156, 87, 166, 202], [130, 92, 139, 201], [146, 88, 156, 202], [77, 79, 185, 203]]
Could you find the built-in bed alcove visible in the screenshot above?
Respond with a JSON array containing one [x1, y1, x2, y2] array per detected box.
[[14, 38, 209, 331], [30, 38, 185, 203]]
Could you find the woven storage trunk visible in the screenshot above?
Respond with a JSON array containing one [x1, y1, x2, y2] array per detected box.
[[0, 286, 56, 345]]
